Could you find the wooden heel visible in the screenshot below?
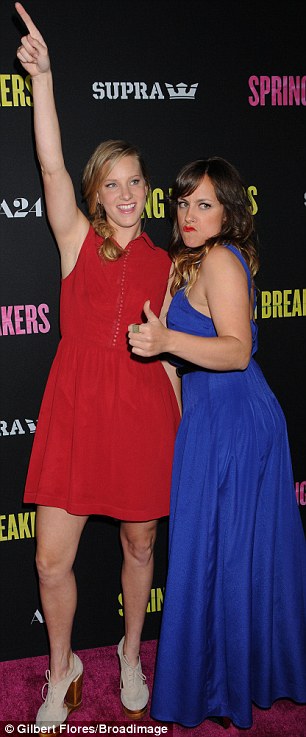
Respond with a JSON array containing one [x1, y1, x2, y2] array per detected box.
[[65, 671, 83, 710], [123, 703, 147, 720]]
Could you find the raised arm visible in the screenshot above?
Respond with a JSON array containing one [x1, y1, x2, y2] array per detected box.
[[15, 3, 89, 275]]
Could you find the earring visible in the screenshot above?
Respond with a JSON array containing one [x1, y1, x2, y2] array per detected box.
[[96, 198, 105, 218]]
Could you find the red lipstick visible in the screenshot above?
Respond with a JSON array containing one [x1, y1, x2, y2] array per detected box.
[[183, 226, 196, 232]]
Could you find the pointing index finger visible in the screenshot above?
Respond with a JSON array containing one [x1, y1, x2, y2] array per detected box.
[[15, 2, 45, 44]]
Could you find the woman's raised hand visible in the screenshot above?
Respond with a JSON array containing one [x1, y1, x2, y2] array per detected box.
[[15, 2, 50, 76]]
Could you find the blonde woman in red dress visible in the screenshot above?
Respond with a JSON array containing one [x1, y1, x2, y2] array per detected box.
[[16, 3, 180, 730]]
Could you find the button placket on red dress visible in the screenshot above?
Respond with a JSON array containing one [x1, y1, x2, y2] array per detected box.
[[112, 246, 131, 347]]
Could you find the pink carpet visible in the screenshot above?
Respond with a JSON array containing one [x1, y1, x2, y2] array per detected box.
[[0, 640, 305, 736]]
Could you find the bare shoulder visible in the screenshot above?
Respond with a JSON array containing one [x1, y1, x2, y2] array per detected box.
[[204, 244, 238, 265], [202, 245, 246, 280]]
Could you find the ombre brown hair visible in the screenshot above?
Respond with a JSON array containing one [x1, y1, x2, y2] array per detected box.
[[82, 140, 149, 261], [169, 157, 259, 295]]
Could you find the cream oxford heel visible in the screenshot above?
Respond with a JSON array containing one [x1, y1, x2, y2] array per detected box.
[[117, 637, 149, 719], [36, 653, 83, 731]]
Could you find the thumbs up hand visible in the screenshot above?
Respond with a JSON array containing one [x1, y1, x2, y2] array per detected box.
[[128, 300, 169, 357], [142, 299, 160, 325]]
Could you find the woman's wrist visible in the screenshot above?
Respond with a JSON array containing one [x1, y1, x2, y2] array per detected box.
[[163, 328, 181, 355], [31, 67, 52, 85]]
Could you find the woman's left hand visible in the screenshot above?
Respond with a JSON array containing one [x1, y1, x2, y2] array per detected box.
[[128, 300, 169, 356]]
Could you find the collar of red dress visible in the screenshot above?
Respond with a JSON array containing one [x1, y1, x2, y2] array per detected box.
[[135, 231, 157, 250], [97, 226, 157, 251]]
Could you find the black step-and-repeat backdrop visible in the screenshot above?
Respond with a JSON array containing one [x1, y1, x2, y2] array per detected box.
[[1, 0, 305, 661]]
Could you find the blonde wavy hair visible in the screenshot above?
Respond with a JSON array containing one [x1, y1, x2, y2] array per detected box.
[[82, 140, 149, 261], [169, 157, 259, 296]]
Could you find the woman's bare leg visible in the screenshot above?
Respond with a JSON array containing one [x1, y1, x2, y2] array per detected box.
[[36, 505, 88, 682], [120, 519, 158, 666]]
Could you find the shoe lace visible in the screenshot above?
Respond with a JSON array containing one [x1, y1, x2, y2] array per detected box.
[[41, 670, 55, 704], [121, 655, 147, 689], [41, 658, 77, 706]]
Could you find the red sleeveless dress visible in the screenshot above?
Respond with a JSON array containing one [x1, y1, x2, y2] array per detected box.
[[24, 226, 180, 520]]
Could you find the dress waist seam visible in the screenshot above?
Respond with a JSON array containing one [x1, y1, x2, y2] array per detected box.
[[60, 335, 129, 352]]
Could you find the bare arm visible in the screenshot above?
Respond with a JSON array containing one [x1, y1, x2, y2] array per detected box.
[[128, 248, 253, 372], [159, 267, 182, 413], [15, 3, 88, 274]]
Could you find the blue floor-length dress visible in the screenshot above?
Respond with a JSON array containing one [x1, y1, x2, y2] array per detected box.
[[151, 245, 306, 729]]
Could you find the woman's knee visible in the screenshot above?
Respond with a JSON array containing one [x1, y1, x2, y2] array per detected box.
[[121, 522, 157, 567], [35, 547, 71, 585], [35, 506, 86, 584]]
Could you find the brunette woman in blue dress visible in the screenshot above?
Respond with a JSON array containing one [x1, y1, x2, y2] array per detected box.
[[129, 157, 306, 731]]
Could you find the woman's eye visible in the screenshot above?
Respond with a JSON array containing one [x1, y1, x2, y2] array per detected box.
[[177, 200, 188, 208], [105, 182, 116, 189], [131, 178, 140, 185], [199, 202, 211, 209]]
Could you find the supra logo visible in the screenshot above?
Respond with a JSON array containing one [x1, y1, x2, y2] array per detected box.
[[0, 418, 37, 436], [165, 83, 198, 100], [92, 81, 198, 101], [0, 197, 42, 218]]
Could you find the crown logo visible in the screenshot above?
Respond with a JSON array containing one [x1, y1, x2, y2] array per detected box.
[[165, 83, 198, 100]]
